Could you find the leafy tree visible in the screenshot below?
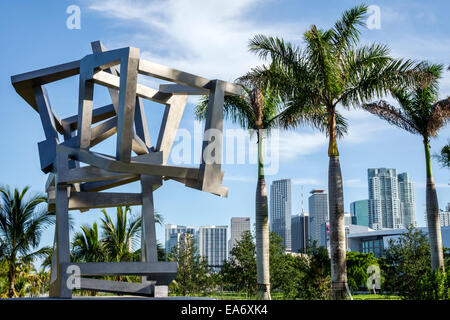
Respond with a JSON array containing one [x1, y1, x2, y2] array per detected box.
[[363, 64, 449, 271], [0, 186, 53, 297], [383, 226, 433, 299], [221, 231, 304, 299], [416, 269, 449, 300], [168, 234, 212, 296], [248, 4, 420, 299], [346, 251, 378, 292], [433, 141, 450, 168], [295, 244, 331, 300], [221, 231, 257, 296]]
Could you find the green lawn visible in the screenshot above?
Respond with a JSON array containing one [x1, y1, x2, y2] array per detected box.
[[169, 291, 401, 300], [353, 294, 401, 300]]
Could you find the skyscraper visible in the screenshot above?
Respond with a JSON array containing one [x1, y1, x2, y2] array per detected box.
[[398, 172, 416, 227], [350, 200, 370, 227], [165, 224, 195, 255], [270, 179, 292, 251], [291, 213, 309, 253], [230, 217, 251, 251], [368, 168, 402, 230], [308, 189, 329, 246], [197, 225, 228, 272]]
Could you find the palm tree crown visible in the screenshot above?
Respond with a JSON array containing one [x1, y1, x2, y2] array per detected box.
[[0, 186, 52, 297]]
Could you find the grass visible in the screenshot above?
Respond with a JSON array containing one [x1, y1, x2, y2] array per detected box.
[[353, 294, 401, 300], [169, 291, 401, 300]]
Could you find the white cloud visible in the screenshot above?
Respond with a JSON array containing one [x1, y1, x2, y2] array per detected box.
[[88, 0, 306, 82], [274, 130, 327, 162]]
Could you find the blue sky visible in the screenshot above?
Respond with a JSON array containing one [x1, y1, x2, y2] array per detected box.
[[0, 0, 449, 262]]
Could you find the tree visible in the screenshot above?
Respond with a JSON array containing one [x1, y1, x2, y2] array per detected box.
[[0, 186, 53, 297], [100, 206, 142, 263], [168, 234, 212, 296], [72, 222, 105, 263], [363, 63, 450, 271], [248, 4, 420, 299], [295, 244, 331, 299], [220, 231, 303, 299], [346, 251, 378, 292], [196, 72, 330, 300], [220, 231, 257, 296], [433, 141, 450, 168], [383, 226, 432, 299]]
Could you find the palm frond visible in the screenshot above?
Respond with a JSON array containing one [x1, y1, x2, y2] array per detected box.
[[428, 97, 450, 137], [362, 100, 419, 134], [331, 4, 368, 55]]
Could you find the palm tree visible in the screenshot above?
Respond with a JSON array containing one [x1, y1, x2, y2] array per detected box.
[[100, 206, 142, 262], [0, 186, 53, 297], [248, 4, 421, 299], [195, 73, 337, 299], [362, 63, 450, 271], [72, 222, 105, 263]]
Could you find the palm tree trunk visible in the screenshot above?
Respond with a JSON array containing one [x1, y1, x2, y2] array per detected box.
[[255, 129, 271, 300], [423, 139, 445, 271], [8, 262, 17, 298], [328, 108, 348, 300]]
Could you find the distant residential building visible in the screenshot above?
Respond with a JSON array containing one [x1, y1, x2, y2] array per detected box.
[[270, 179, 292, 251], [291, 213, 309, 253], [165, 224, 195, 255], [350, 200, 369, 227], [230, 217, 251, 251], [368, 168, 402, 230], [198, 225, 228, 272], [398, 172, 416, 227], [308, 189, 329, 246]]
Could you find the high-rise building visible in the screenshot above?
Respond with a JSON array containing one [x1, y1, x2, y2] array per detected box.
[[398, 172, 416, 227], [350, 200, 370, 227], [291, 213, 309, 253], [308, 189, 329, 246], [368, 168, 402, 230], [230, 217, 251, 251], [165, 224, 195, 255], [270, 179, 292, 251], [198, 225, 228, 272]]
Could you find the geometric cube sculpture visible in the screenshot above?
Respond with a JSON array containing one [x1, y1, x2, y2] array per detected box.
[[11, 41, 242, 298]]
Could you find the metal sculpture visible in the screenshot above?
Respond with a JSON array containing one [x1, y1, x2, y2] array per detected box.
[[11, 41, 241, 298]]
